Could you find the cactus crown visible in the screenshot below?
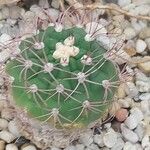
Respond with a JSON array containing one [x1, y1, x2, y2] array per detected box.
[[5, 13, 119, 128]]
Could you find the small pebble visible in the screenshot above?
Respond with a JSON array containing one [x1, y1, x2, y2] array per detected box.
[[8, 120, 21, 137], [135, 143, 143, 150], [118, 0, 131, 7], [51, 148, 61, 150], [136, 80, 150, 93], [0, 130, 15, 143], [38, 0, 49, 8], [139, 93, 150, 101], [141, 99, 150, 115], [130, 107, 144, 122], [124, 27, 136, 40], [6, 143, 18, 150], [30, 5, 47, 20], [79, 132, 93, 147], [0, 140, 5, 150], [75, 144, 85, 150], [115, 108, 129, 122], [118, 98, 133, 108], [85, 144, 99, 150], [0, 33, 12, 44], [136, 39, 147, 53], [125, 82, 139, 98], [145, 38, 150, 50], [51, 0, 59, 9], [123, 142, 136, 150], [135, 123, 144, 141], [138, 60, 150, 74], [1, 7, 9, 19], [124, 115, 139, 129], [0, 118, 8, 130], [139, 27, 150, 39], [121, 124, 139, 143], [111, 137, 124, 150], [0, 49, 11, 63], [93, 134, 104, 147], [125, 107, 143, 129], [142, 135, 150, 148], [21, 144, 37, 150], [117, 83, 126, 99], [64, 145, 76, 150], [103, 129, 117, 148], [15, 136, 30, 147], [1, 108, 14, 120]]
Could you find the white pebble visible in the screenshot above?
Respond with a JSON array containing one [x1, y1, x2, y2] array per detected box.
[[139, 93, 150, 101], [1, 7, 9, 19], [118, 98, 133, 108], [9, 6, 24, 19], [142, 135, 150, 148], [123, 142, 136, 150], [51, 148, 61, 150], [0, 118, 8, 130], [145, 38, 150, 50], [75, 144, 85, 150], [1, 109, 14, 120], [134, 5, 150, 16], [94, 134, 104, 147], [131, 20, 142, 33], [0, 77, 4, 86], [103, 129, 117, 148], [111, 137, 124, 150], [64, 146, 76, 150], [134, 123, 144, 141], [141, 99, 150, 115], [125, 108, 143, 130], [130, 107, 144, 122], [0, 11, 3, 20], [8, 120, 21, 137], [139, 27, 150, 39], [121, 124, 139, 143], [136, 39, 147, 53], [124, 115, 139, 130], [135, 143, 143, 150], [118, 0, 131, 7], [0, 140, 5, 150], [0, 49, 11, 63], [6, 144, 18, 150], [0, 33, 12, 45], [136, 80, 150, 92], [0, 130, 15, 143], [135, 68, 149, 82], [21, 145, 37, 150], [30, 5, 47, 20], [86, 144, 99, 150], [124, 27, 136, 40], [79, 132, 93, 147], [45, 8, 60, 23], [125, 82, 139, 98], [39, 0, 49, 8], [51, 0, 59, 9]]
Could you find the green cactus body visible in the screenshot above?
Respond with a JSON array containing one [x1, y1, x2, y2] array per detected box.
[[6, 26, 119, 128]]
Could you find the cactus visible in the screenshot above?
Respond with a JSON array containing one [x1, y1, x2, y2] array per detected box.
[[5, 18, 120, 129]]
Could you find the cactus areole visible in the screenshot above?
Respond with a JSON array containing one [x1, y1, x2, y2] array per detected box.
[[6, 26, 119, 129]]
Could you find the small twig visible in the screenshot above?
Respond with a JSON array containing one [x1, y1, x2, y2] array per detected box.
[[85, 3, 150, 21]]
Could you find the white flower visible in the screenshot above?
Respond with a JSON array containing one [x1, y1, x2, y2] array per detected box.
[[52, 36, 79, 66]]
